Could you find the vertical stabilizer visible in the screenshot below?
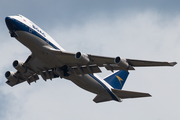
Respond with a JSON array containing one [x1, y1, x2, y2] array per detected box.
[[104, 70, 129, 90]]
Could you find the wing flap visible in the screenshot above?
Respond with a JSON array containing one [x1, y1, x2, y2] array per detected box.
[[72, 65, 101, 75], [104, 64, 135, 71], [112, 89, 151, 99]]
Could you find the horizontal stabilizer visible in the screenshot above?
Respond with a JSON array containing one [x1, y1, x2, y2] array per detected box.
[[112, 89, 151, 99], [93, 95, 112, 103], [72, 65, 101, 75], [105, 64, 135, 71]]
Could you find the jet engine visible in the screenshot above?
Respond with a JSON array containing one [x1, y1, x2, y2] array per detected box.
[[13, 60, 27, 73], [75, 52, 90, 64], [114, 56, 134, 70], [5, 71, 18, 84]]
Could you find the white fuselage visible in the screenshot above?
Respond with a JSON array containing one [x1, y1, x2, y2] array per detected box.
[[5, 15, 119, 102]]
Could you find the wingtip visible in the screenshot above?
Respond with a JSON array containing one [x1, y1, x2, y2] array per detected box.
[[148, 94, 152, 97], [169, 62, 177, 66]]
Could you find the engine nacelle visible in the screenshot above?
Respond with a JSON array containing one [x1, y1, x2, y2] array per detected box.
[[114, 56, 134, 70], [5, 71, 18, 84], [13, 60, 27, 73], [75, 52, 90, 64]]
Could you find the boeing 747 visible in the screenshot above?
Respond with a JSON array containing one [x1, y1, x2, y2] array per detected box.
[[5, 15, 177, 103]]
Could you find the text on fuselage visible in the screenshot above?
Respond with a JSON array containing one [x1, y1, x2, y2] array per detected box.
[[32, 25, 46, 37]]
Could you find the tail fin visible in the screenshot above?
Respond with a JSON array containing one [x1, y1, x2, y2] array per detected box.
[[104, 70, 129, 90]]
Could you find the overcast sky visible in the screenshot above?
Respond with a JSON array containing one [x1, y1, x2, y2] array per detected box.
[[0, 0, 180, 120]]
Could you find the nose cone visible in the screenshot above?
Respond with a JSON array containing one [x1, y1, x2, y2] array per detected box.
[[5, 16, 22, 31], [5, 17, 14, 31]]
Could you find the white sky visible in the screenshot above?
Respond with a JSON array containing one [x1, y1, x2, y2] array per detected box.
[[0, 0, 180, 120]]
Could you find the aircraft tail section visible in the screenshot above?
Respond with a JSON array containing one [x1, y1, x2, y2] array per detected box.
[[104, 70, 129, 90], [93, 89, 151, 103], [93, 70, 151, 103]]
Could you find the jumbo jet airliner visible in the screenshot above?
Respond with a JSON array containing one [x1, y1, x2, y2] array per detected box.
[[5, 14, 177, 103]]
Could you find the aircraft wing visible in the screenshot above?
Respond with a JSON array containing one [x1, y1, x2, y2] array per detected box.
[[6, 49, 177, 86], [53, 50, 177, 72], [52, 51, 114, 66], [6, 54, 60, 86]]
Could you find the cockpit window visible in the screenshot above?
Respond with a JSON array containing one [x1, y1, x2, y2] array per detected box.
[[17, 14, 23, 17]]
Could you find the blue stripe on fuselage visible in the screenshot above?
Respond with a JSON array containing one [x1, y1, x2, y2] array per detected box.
[[8, 17, 60, 50], [89, 74, 119, 102]]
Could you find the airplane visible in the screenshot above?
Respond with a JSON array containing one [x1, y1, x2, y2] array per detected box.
[[4, 14, 177, 103]]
